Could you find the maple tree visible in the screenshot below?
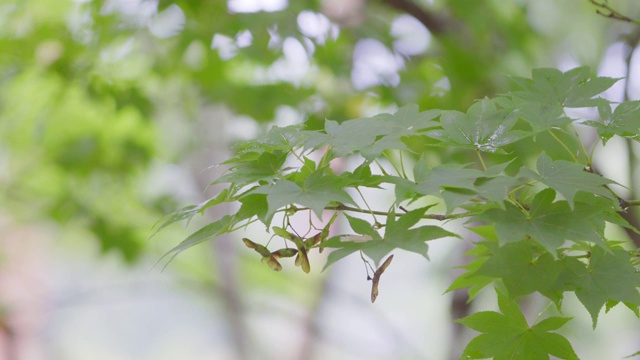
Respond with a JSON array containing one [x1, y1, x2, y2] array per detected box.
[[158, 66, 640, 358]]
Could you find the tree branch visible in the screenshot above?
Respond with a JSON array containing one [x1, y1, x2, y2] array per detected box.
[[378, 0, 455, 34], [589, 0, 640, 26]]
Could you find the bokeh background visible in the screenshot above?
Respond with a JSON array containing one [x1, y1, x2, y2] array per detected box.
[[2, 0, 640, 359]]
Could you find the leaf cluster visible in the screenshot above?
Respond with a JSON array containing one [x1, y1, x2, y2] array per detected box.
[[158, 66, 640, 358]]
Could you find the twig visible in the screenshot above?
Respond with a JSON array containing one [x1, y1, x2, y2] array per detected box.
[[589, 0, 640, 25], [379, 0, 456, 34]]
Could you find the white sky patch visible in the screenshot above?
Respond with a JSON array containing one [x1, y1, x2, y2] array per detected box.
[[391, 14, 431, 56], [236, 29, 253, 48], [266, 37, 310, 85], [267, 25, 281, 49], [351, 39, 404, 90], [598, 42, 630, 103], [67, 4, 94, 43], [183, 41, 207, 70], [148, 4, 185, 38], [211, 34, 237, 60], [100, 37, 135, 63], [226, 115, 260, 141], [627, 45, 640, 100], [297, 10, 339, 45], [228, 0, 287, 13], [211, 30, 253, 60], [273, 105, 303, 127], [101, 0, 157, 27]]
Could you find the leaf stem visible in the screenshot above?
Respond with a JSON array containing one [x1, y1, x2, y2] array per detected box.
[[374, 159, 391, 176], [475, 149, 487, 171], [319, 204, 478, 221], [399, 151, 409, 179], [547, 129, 579, 163], [569, 123, 591, 165], [356, 187, 378, 223], [318, 145, 332, 169], [384, 151, 405, 178], [533, 301, 555, 324]]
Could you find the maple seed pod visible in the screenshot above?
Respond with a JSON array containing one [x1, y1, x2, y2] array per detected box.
[[304, 232, 323, 249], [294, 247, 311, 273], [271, 248, 298, 258], [371, 254, 394, 303], [242, 238, 272, 257], [261, 255, 283, 271]]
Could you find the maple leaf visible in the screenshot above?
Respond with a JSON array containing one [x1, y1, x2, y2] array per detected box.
[[386, 159, 482, 204], [250, 169, 355, 222], [519, 153, 614, 208], [584, 100, 640, 144], [158, 215, 234, 267], [510, 66, 619, 108], [427, 98, 529, 153], [321, 207, 456, 267], [215, 151, 288, 184], [476, 241, 564, 304], [457, 289, 578, 360], [303, 105, 439, 160], [496, 96, 572, 133], [557, 247, 640, 328], [475, 189, 573, 256], [233, 125, 307, 154]]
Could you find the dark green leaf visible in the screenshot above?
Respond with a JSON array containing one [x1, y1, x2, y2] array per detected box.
[[251, 169, 356, 221], [476, 241, 564, 303], [558, 246, 640, 328], [158, 215, 233, 267], [457, 289, 578, 360], [519, 153, 614, 208]]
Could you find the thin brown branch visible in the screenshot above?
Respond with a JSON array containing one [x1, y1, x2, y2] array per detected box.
[[378, 0, 455, 34], [589, 0, 640, 25], [323, 204, 474, 221]]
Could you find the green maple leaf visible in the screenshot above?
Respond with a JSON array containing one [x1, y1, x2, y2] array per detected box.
[[215, 151, 288, 185], [444, 161, 520, 211], [321, 207, 456, 268], [446, 244, 494, 301], [476, 241, 564, 303], [233, 125, 306, 154], [152, 188, 233, 237], [304, 105, 439, 160], [374, 104, 440, 140], [158, 215, 235, 267], [558, 247, 640, 328], [496, 96, 572, 133], [476, 189, 607, 255], [458, 289, 578, 360], [338, 163, 384, 188], [250, 169, 355, 222], [236, 192, 269, 224], [519, 153, 614, 208], [387, 158, 483, 202], [510, 66, 618, 108], [428, 98, 529, 153], [474, 175, 521, 209], [584, 100, 640, 144]]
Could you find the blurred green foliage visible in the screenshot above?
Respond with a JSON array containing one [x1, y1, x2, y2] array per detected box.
[[0, 0, 635, 264]]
